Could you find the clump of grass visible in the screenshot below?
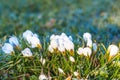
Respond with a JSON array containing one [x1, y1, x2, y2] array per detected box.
[[0, 30, 119, 80]]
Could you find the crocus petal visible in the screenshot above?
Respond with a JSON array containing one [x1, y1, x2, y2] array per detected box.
[[108, 44, 119, 56], [2, 43, 14, 54], [22, 48, 32, 57], [9, 36, 19, 47], [83, 47, 92, 56], [29, 36, 41, 48], [39, 74, 47, 80], [23, 30, 33, 39], [83, 32, 92, 42], [48, 45, 54, 53], [69, 56, 75, 62], [77, 47, 84, 55], [86, 39, 92, 48], [58, 68, 64, 74]]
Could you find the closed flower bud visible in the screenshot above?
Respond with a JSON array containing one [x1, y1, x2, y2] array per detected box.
[[40, 57, 46, 65], [22, 48, 32, 57], [77, 47, 84, 55], [69, 56, 75, 63], [50, 39, 59, 49], [49, 33, 74, 54], [64, 40, 74, 52], [39, 74, 47, 80], [23, 30, 33, 40], [74, 71, 79, 77], [83, 47, 92, 56], [93, 43, 98, 52], [108, 44, 119, 57], [29, 36, 42, 49], [107, 44, 119, 61], [9, 36, 19, 47], [83, 32, 92, 42], [2, 43, 14, 54], [48, 45, 54, 53], [58, 68, 64, 74], [86, 39, 92, 48]]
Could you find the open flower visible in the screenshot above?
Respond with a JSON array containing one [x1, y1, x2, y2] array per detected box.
[[22, 48, 32, 57], [2, 43, 14, 54], [83, 32, 92, 42], [9, 36, 19, 47]]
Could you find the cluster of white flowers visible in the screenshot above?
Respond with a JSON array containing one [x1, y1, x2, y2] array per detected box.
[[77, 32, 93, 56], [23, 30, 42, 49], [1, 30, 120, 80], [77, 32, 99, 57], [2, 36, 20, 54], [2, 30, 42, 57], [48, 33, 74, 54]]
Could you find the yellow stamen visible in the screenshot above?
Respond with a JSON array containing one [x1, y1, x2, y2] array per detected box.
[[37, 44, 42, 49]]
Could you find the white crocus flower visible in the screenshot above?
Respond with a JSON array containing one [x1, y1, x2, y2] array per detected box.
[[50, 34, 55, 40], [58, 68, 64, 74], [83, 32, 92, 42], [83, 47, 92, 56], [23, 30, 33, 39], [40, 57, 46, 65], [48, 45, 54, 53], [64, 40, 74, 51], [108, 44, 119, 57], [50, 39, 59, 49], [39, 74, 47, 80], [29, 36, 42, 48], [86, 39, 92, 48], [58, 39, 65, 52], [9, 36, 19, 47], [74, 71, 79, 77], [49, 33, 74, 54], [2, 43, 14, 54], [69, 56, 75, 63], [60, 33, 69, 41], [93, 43, 98, 52], [77, 47, 84, 55], [22, 48, 32, 57], [58, 45, 65, 53], [23, 30, 42, 49]]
